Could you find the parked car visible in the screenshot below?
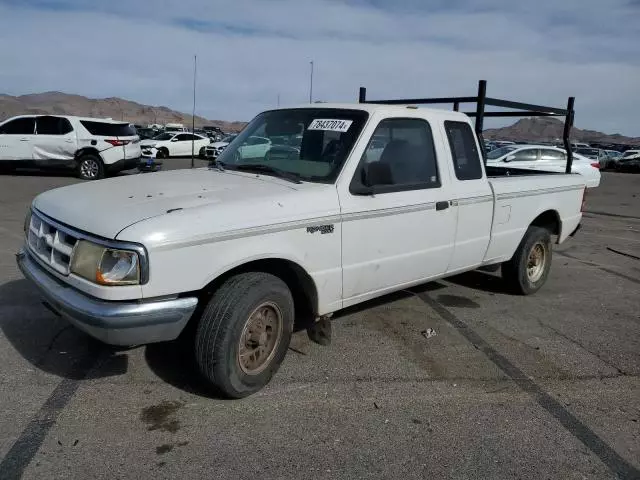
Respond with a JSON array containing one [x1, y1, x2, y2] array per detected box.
[[0, 115, 140, 179], [140, 132, 210, 158], [615, 150, 640, 172], [571, 142, 590, 149], [136, 128, 157, 140], [573, 147, 609, 168], [603, 150, 623, 169], [204, 134, 238, 159], [164, 123, 188, 133], [486, 145, 600, 188], [17, 102, 586, 398]]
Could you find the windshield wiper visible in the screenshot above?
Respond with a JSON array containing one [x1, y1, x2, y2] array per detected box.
[[235, 164, 302, 184]]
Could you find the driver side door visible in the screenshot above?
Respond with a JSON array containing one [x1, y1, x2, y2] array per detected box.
[[339, 117, 457, 307]]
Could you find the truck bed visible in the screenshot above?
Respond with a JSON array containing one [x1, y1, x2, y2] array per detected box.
[[482, 172, 585, 265]]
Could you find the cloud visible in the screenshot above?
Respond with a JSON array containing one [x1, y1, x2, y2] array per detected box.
[[0, 0, 639, 135]]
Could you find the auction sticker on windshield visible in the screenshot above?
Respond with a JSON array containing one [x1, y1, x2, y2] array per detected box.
[[308, 119, 353, 132]]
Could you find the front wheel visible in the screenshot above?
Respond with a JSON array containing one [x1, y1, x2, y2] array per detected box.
[[194, 272, 294, 398], [501, 226, 552, 295]]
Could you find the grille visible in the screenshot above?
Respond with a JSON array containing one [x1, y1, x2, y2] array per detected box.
[[27, 212, 78, 275]]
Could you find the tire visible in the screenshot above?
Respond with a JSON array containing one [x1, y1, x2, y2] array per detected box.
[[156, 148, 169, 159], [501, 226, 552, 295], [199, 147, 206, 159], [194, 272, 294, 398], [77, 154, 104, 180]]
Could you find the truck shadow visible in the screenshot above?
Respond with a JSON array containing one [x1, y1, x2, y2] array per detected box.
[[143, 282, 451, 399], [1, 271, 508, 398], [444, 270, 512, 295], [0, 279, 128, 381]]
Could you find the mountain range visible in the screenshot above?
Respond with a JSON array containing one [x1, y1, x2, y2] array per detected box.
[[484, 117, 640, 146], [1, 92, 638, 145]]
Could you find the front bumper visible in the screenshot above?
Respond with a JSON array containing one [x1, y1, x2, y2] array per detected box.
[[16, 249, 198, 346]]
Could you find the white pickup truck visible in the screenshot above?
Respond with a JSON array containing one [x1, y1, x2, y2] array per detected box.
[[17, 100, 585, 397]]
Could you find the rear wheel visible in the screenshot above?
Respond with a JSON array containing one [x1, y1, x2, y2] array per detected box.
[[502, 226, 552, 295], [194, 272, 294, 398], [77, 154, 104, 180]]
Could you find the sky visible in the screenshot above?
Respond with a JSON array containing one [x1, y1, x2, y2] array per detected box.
[[0, 0, 639, 135]]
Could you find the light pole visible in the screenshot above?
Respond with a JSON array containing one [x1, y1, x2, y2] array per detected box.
[[191, 55, 197, 168], [309, 61, 314, 104]]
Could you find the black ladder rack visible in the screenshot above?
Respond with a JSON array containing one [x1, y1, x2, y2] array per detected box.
[[358, 80, 576, 173]]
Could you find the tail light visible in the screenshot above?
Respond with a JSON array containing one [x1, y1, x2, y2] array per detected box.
[[581, 187, 587, 212], [105, 139, 131, 147], [590, 162, 600, 169]]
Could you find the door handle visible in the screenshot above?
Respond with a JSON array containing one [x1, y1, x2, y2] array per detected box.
[[435, 201, 449, 211], [20, 138, 30, 141]]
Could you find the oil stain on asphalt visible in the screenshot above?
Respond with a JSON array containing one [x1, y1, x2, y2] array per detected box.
[[140, 400, 184, 433]]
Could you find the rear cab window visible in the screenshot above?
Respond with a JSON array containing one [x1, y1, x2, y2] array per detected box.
[[444, 121, 484, 180], [79, 121, 136, 137]]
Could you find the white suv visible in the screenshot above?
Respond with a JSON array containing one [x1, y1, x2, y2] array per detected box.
[[0, 115, 141, 180]]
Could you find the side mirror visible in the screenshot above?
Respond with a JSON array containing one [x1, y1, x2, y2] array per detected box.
[[504, 155, 515, 162], [171, 137, 179, 142]]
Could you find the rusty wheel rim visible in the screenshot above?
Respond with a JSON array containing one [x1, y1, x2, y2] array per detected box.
[[527, 242, 546, 283], [238, 301, 283, 375]]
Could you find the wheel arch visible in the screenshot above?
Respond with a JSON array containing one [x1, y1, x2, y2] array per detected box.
[[74, 147, 103, 161], [530, 209, 561, 239], [197, 257, 319, 329]]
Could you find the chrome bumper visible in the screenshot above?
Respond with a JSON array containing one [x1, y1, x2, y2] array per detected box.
[[16, 249, 198, 346]]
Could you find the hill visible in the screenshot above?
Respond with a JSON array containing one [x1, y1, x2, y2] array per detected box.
[[0, 92, 246, 132], [484, 117, 640, 146]]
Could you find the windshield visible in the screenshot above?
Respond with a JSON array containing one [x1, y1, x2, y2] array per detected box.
[[620, 150, 640, 159], [153, 132, 174, 140], [487, 145, 519, 159], [216, 108, 369, 183]]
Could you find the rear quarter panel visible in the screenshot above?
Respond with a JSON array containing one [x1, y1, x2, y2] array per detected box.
[[484, 174, 584, 263]]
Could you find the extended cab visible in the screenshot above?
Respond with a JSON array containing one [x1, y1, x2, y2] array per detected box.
[[17, 94, 585, 398]]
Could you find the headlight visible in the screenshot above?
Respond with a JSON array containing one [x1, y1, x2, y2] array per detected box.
[[70, 240, 141, 285], [24, 209, 32, 235]]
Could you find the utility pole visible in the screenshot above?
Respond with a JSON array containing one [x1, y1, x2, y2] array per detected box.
[[309, 61, 314, 104], [277, 93, 280, 107], [191, 55, 197, 168]]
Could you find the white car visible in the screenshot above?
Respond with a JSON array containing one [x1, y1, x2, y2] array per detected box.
[[0, 115, 141, 179], [486, 145, 600, 188], [17, 102, 586, 398], [204, 134, 238, 159], [140, 132, 210, 159]]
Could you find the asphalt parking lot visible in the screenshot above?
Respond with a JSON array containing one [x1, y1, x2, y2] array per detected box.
[[0, 162, 638, 479]]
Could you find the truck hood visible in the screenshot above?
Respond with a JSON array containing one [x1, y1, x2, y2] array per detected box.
[[33, 168, 303, 239]]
